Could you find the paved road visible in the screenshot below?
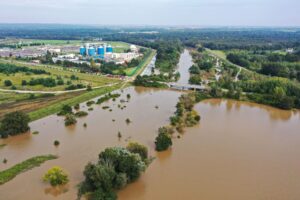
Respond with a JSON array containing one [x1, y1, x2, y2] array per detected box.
[[140, 54, 156, 76]]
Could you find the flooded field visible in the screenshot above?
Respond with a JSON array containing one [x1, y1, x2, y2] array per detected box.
[[0, 86, 300, 200]]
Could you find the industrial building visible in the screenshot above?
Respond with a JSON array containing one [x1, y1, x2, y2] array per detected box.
[[79, 43, 113, 57]]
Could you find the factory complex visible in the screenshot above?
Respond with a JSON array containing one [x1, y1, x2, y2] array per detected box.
[[0, 40, 141, 66], [52, 43, 141, 66], [77, 43, 140, 65]]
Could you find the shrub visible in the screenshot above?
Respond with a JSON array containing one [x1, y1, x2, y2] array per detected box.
[[43, 166, 69, 186], [32, 131, 39, 135], [4, 80, 12, 87], [74, 103, 80, 110], [86, 101, 95, 107], [125, 118, 131, 124], [64, 114, 77, 126], [0, 111, 30, 138], [158, 126, 175, 135], [75, 111, 88, 118], [155, 132, 172, 151], [87, 85, 92, 91], [127, 142, 148, 160], [58, 105, 73, 116], [54, 140, 60, 146]]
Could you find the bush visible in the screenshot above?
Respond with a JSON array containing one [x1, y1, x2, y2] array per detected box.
[[54, 140, 60, 146], [43, 166, 69, 186], [21, 80, 27, 86], [158, 126, 175, 135], [75, 111, 88, 118], [74, 103, 80, 110], [0, 111, 30, 138], [125, 118, 131, 124], [4, 80, 12, 87], [58, 105, 73, 116], [87, 85, 92, 91], [64, 114, 77, 126], [86, 101, 95, 107], [127, 142, 148, 160], [155, 132, 172, 151]]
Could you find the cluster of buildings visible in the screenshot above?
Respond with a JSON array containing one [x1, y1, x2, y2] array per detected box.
[[77, 43, 140, 65], [51, 43, 141, 66]]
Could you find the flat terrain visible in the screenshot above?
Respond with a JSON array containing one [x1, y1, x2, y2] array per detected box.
[[0, 59, 121, 91]]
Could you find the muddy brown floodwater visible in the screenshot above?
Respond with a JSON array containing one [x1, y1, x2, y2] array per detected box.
[[0, 86, 300, 200]]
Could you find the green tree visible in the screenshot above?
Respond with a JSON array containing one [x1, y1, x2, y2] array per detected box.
[[0, 111, 30, 138], [4, 80, 12, 87], [43, 166, 69, 186], [21, 80, 27, 86], [79, 146, 149, 199], [64, 114, 77, 126], [155, 132, 172, 151], [127, 142, 148, 160]]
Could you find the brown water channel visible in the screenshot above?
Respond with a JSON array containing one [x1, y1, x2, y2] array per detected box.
[[0, 86, 300, 200]]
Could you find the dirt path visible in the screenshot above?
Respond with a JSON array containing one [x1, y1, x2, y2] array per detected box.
[[0, 83, 120, 94]]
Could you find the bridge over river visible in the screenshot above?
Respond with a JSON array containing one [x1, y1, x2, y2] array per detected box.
[[164, 82, 207, 91]]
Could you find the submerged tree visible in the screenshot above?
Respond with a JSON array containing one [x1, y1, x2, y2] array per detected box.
[[64, 114, 77, 126], [79, 146, 149, 199], [43, 166, 69, 186], [155, 131, 172, 152], [0, 111, 30, 138]]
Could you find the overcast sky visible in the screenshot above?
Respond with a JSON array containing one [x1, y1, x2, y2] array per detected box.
[[0, 0, 299, 26]]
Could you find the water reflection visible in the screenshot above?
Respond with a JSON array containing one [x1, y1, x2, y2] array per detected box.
[[44, 185, 69, 197], [203, 99, 299, 121]]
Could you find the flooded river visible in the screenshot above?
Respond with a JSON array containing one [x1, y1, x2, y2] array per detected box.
[[176, 49, 193, 85], [1, 87, 300, 200], [1, 51, 300, 200]]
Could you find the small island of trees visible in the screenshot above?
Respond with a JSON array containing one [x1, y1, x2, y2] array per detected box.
[[78, 143, 150, 200]]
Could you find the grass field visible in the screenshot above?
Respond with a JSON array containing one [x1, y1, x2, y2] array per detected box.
[[0, 59, 121, 91], [0, 92, 38, 104], [206, 49, 227, 59], [0, 155, 57, 185]]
